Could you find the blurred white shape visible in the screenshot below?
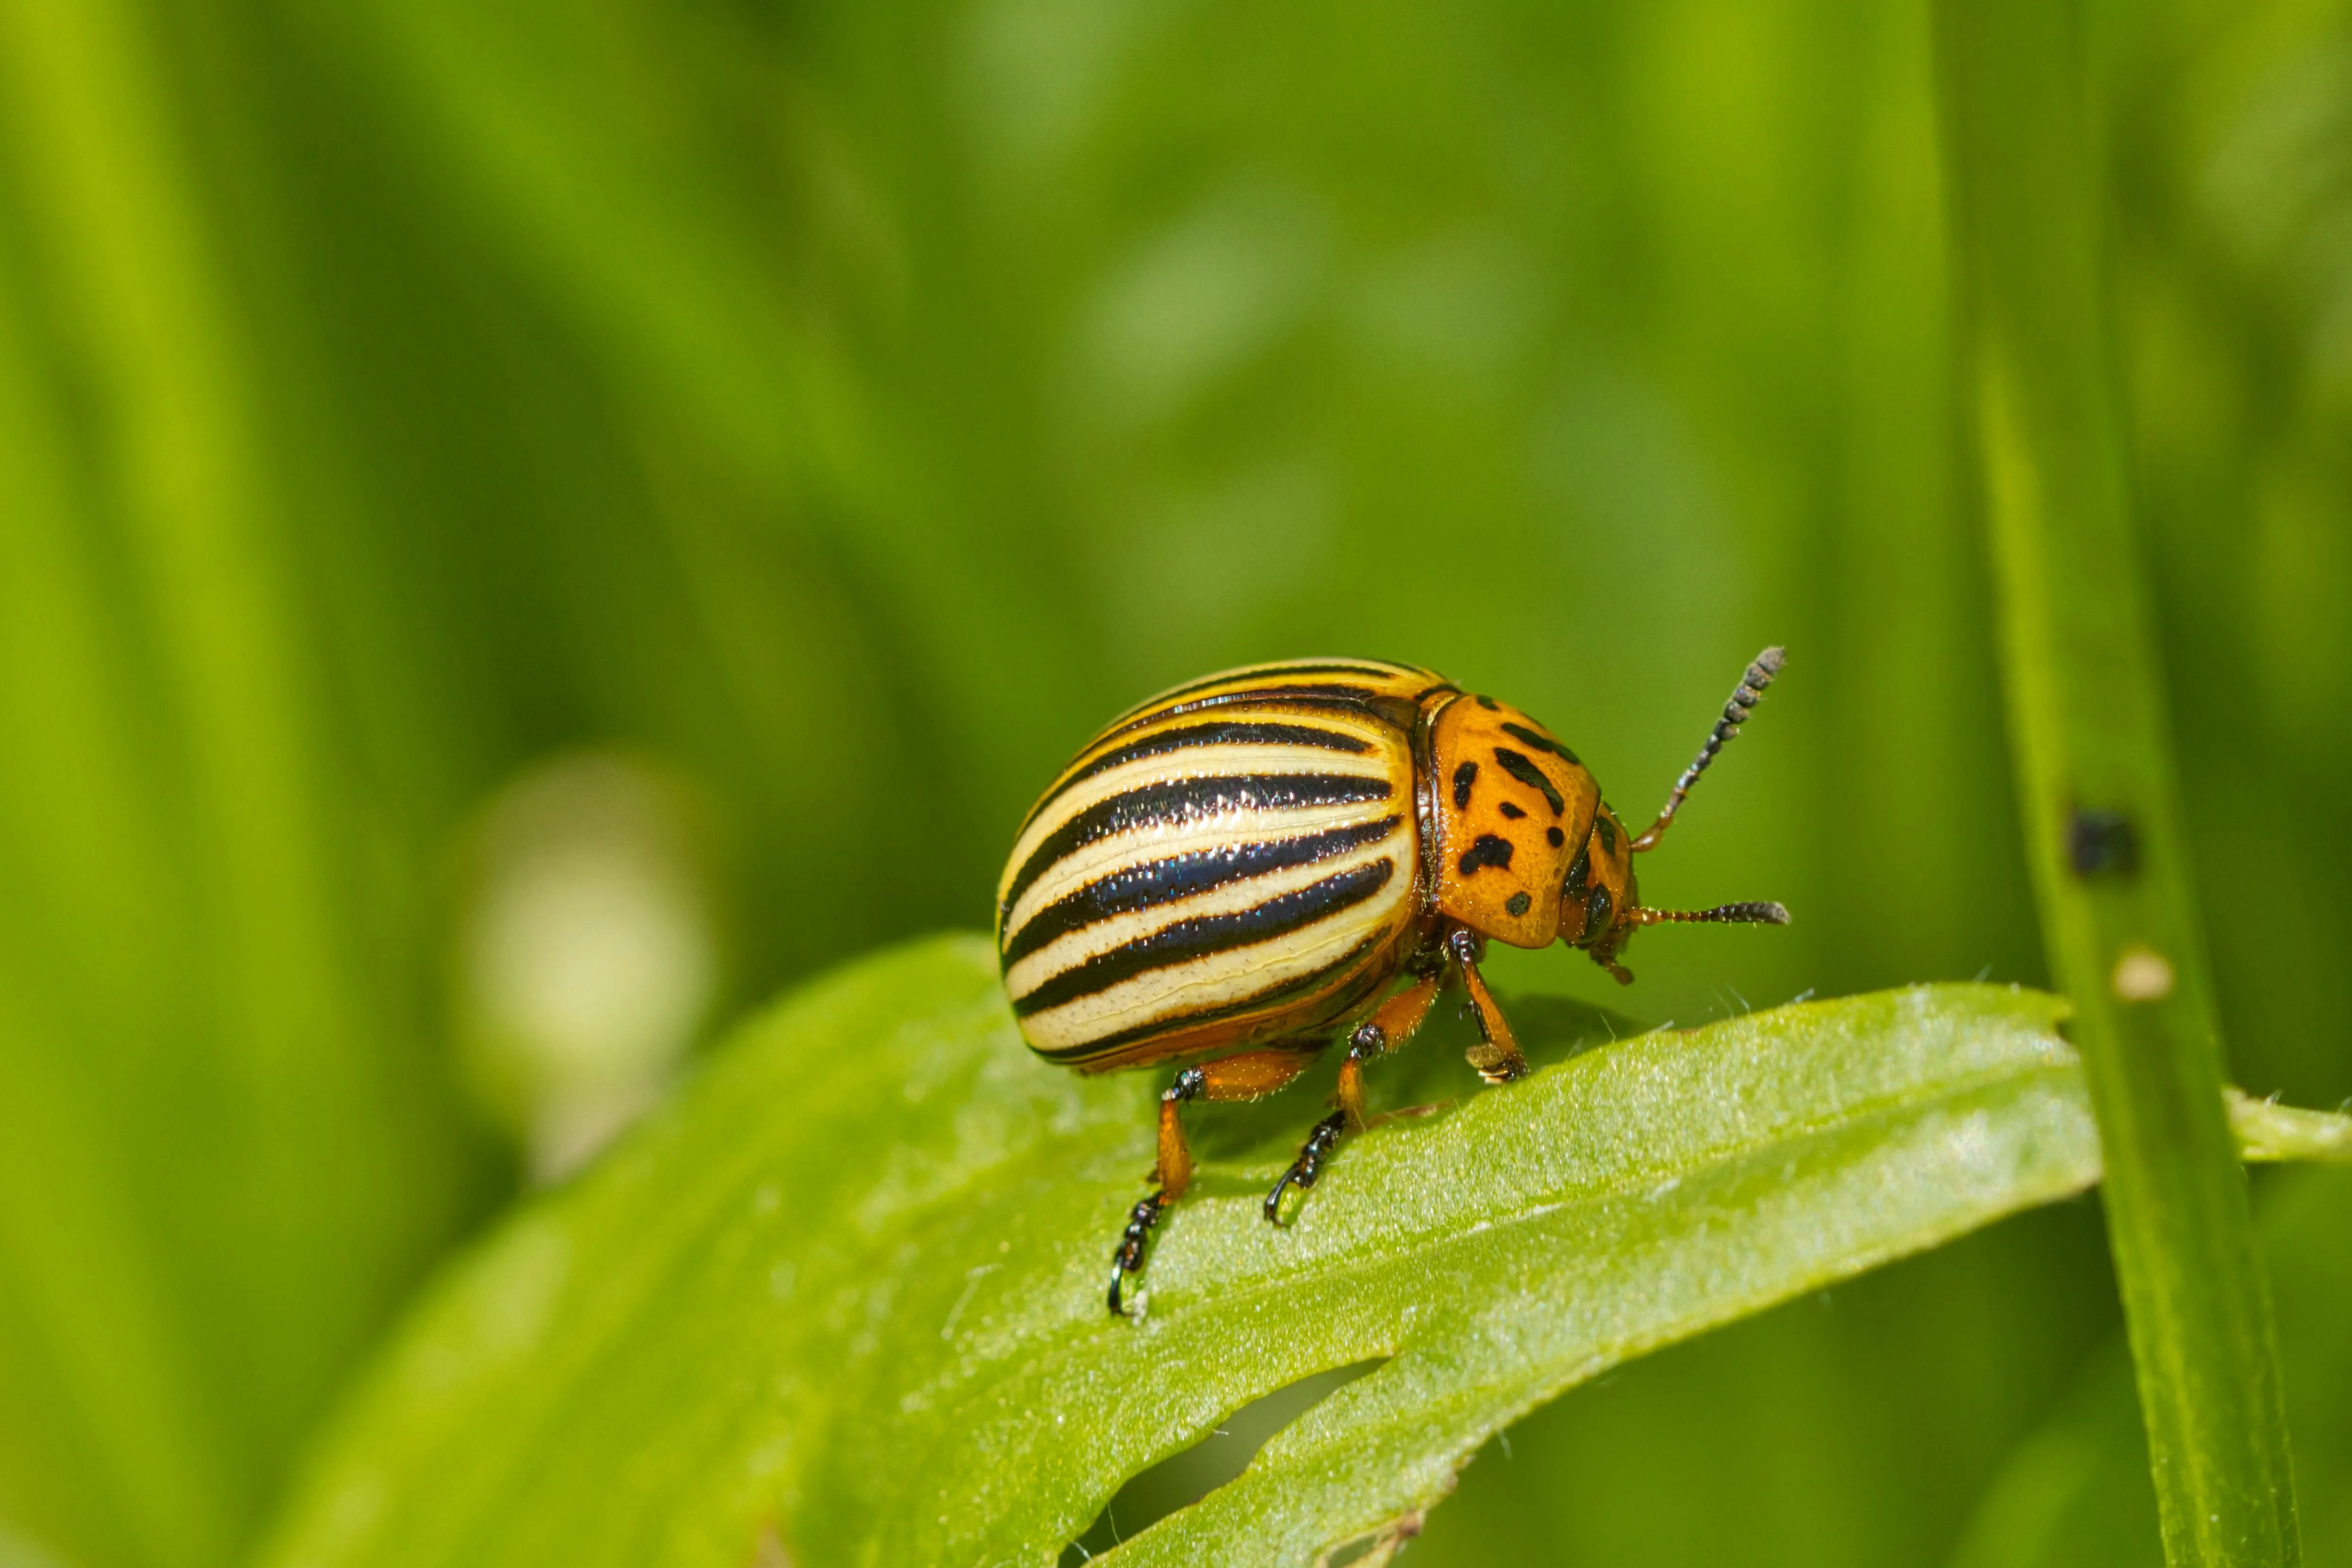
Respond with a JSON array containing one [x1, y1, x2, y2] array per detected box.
[[456, 751, 721, 1183]]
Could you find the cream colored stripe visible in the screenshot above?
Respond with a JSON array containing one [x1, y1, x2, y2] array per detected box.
[[1014, 854, 1413, 1055], [1002, 739, 1397, 892], [1053, 714, 1389, 803], [1002, 799, 1404, 939], [1002, 837, 1402, 1000]]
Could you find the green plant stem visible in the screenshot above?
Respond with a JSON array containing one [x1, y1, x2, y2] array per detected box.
[[1933, 3, 2300, 1564]]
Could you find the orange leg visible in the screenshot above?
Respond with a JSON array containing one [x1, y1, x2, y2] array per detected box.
[[1110, 1047, 1320, 1316], [1264, 971, 1444, 1222], [1447, 926, 1528, 1083]]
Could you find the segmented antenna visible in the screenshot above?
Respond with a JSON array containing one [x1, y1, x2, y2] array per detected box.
[[1631, 646, 1785, 853], [1630, 901, 1791, 926]]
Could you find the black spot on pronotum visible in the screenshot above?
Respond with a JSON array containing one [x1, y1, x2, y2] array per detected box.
[[2067, 809, 2140, 880], [1586, 885, 1614, 932], [1546, 825, 1565, 847], [1498, 801, 1526, 820], [1563, 845, 1590, 898], [1476, 695, 1500, 711], [1458, 835, 1515, 874], [1500, 721, 1579, 766], [1491, 748, 1566, 815], [1505, 892, 1533, 916], [1594, 815, 1617, 855], [1451, 761, 1478, 809]]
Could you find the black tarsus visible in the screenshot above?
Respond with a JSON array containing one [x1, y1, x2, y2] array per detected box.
[[1107, 1068, 1205, 1317], [1107, 1193, 1164, 1315], [1265, 1110, 1349, 1222], [1263, 1013, 1395, 1223]]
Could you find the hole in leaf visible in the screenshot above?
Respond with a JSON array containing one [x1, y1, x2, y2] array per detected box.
[[1318, 1512, 1424, 1568], [1058, 1359, 1385, 1563]]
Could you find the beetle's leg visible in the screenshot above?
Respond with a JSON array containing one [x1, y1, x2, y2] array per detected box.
[[1264, 973, 1442, 1223], [1447, 926, 1529, 1083], [1109, 1048, 1320, 1316]]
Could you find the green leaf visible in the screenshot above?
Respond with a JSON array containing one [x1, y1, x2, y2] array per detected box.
[[1945, 1167, 2352, 1568], [257, 932, 2163, 1568], [1934, 0, 2303, 1558]]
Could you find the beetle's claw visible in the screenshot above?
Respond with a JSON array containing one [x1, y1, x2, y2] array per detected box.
[[1265, 1110, 1349, 1224], [1108, 1192, 1166, 1318]]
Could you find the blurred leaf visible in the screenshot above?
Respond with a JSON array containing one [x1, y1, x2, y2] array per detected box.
[[1943, 1340, 2161, 1568], [260, 935, 2164, 1567], [1946, 1165, 2352, 1568], [0, 1, 501, 1563]]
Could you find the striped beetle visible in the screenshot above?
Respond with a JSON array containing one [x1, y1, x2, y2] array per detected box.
[[995, 653, 1789, 1315]]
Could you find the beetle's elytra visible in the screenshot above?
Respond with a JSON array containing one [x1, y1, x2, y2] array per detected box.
[[994, 653, 1790, 1315]]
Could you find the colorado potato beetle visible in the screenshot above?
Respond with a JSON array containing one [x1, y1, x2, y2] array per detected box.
[[995, 652, 1789, 1315]]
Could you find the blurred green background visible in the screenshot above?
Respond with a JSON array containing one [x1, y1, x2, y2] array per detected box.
[[1, 0, 2347, 1563]]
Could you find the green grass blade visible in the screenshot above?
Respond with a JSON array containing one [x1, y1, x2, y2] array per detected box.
[[1947, 1167, 2352, 1568], [1932, 1, 2301, 1562], [0, 2, 497, 1561], [252, 935, 2352, 1568]]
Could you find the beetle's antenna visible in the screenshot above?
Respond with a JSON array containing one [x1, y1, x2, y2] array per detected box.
[[1630, 902, 1791, 926], [1631, 646, 1784, 853]]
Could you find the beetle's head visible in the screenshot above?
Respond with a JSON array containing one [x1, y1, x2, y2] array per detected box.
[[1559, 800, 1788, 984]]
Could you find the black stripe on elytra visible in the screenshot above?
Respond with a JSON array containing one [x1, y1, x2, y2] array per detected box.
[[1458, 834, 1515, 874], [1501, 722, 1579, 765], [1492, 748, 1566, 816], [1026, 720, 1376, 833], [1451, 760, 1478, 809], [1498, 801, 1526, 819], [1013, 859, 1397, 1018], [1595, 814, 1618, 854], [1001, 816, 1402, 968], [1120, 662, 1420, 714], [1001, 771, 1395, 922], [1547, 825, 1566, 847], [1563, 844, 1591, 899], [1095, 685, 1426, 749], [1032, 931, 1389, 1063]]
